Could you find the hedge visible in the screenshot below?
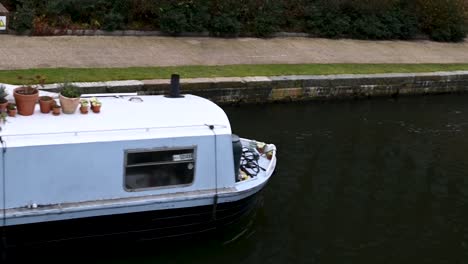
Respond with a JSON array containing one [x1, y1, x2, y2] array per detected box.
[[4, 0, 468, 41]]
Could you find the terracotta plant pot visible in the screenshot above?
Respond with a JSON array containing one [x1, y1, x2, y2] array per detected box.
[[80, 106, 89, 114], [92, 105, 101, 113], [0, 99, 8, 112], [59, 94, 80, 114], [8, 109, 17, 117], [52, 106, 61, 116], [39, 96, 53, 113], [13, 87, 39, 116]]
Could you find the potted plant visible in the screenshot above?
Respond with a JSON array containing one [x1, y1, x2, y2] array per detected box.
[[59, 83, 81, 114], [0, 85, 9, 111], [14, 75, 44, 116], [39, 96, 54, 113], [90, 97, 102, 113], [80, 99, 89, 114], [7, 103, 17, 117], [90, 97, 97, 111], [52, 103, 61, 116]]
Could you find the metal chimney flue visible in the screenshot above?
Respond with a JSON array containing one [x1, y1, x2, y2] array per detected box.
[[167, 74, 184, 98]]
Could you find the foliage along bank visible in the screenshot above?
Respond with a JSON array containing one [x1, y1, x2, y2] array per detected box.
[[2, 0, 468, 42]]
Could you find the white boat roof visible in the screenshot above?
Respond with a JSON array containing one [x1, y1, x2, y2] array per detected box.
[[0, 94, 232, 147]]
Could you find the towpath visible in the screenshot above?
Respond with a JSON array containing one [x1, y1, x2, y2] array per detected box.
[[1, 35, 468, 70]]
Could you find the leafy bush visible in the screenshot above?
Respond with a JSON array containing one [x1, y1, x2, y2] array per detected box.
[[249, 0, 283, 37], [10, 0, 35, 33], [32, 15, 55, 35], [5, 0, 467, 41], [252, 14, 280, 37], [417, 0, 467, 42], [280, 0, 308, 32], [160, 8, 188, 34], [210, 13, 241, 37], [350, 9, 418, 40], [102, 12, 125, 31], [126, 0, 160, 28], [159, 1, 209, 34], [351, 15, 389, 39], [385, 7, 419, 39], [305, 4, 351, 38], [306, 0, 419, 40], [44, 0, 67, 18], [208, 0, 243, 37]]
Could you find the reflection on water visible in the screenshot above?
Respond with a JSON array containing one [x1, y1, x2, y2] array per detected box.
[[24, 94, 468, 264]]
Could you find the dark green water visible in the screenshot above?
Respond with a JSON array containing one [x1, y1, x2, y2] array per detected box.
[[92, 95, 468, 263], [224, 95, 468, 264], [226, 95, 468, 263]]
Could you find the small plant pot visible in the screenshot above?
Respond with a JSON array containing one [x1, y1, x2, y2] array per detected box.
[[59, 94, 80, 114], [52, 106, 61, 116], [92, 105, 101, 113], [39, 96, 53, 113], [8, 109, 17, 117], [80, 106, 89, 114], [13, 87, 39, 116]]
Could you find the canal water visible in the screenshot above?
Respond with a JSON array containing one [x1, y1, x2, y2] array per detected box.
[[223, 94, 468, 264], [28, 94, 468, 263]]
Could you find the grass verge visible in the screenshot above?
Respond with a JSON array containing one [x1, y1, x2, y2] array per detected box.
[[1, 64, 468, 84]]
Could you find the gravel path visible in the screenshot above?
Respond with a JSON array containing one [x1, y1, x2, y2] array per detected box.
[[1, 35, 468, 70]]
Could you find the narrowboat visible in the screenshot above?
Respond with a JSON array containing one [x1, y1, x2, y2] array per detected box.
[[0, 79, 277, 248]]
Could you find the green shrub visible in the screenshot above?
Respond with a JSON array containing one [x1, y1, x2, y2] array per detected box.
[[102, 12, 124, 31], [5, 0, 467, 42], [159, 0, 210, 34], [126, 0, 160, 28], [210, 13, 241, 37], [305, 5, 351, 38], [68, 0, 108, 24], [252, 14, 280, 37], [280, 0, 308, 32], [351, 15, 389, 39], [188, 3, 210, 32], [350, 9, 418, 40], [417, 0, 467, 42], [44, 0, 67, 18], [208, 0, 243, 37], [10, 0, 35, 33], [160, 8, 188, 34], [249, 0, 283, 37], [306, 0, 419, 40], [430, 23, 466, 42], [385, 7, 419, 39]]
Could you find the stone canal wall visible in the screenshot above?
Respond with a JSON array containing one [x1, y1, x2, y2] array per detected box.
[[42, 71, 468, 104]]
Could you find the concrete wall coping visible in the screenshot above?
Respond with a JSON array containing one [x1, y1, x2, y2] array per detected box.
[[31, 71, 468, 88], [2, 71, 464, 104]]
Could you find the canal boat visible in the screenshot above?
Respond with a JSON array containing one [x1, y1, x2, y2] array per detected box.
[[0, 80, 277, 247]]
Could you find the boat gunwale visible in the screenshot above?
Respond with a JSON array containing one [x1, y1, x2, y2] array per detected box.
[[0, 124, 229, 138]]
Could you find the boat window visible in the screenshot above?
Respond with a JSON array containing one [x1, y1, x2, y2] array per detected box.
[[124, 147, 195, 191]]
